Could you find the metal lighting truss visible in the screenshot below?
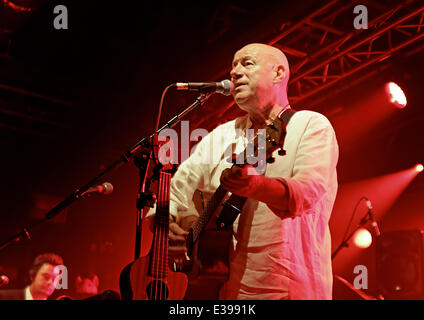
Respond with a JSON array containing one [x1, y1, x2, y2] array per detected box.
[[270, 0, 424, 105], [198, 0, 424, 129]]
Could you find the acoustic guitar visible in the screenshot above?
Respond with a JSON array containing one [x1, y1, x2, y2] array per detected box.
[[120, 149, 188, 300]]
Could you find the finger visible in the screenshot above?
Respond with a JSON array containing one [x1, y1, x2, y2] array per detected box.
[[231, 165, 243, 175], [169, 233, 186, 242], [168, 246, 187, 256], [221, 168, 233, 180], [169, 222, 189, 236], [221, 183, 245, 196], [234, 164, 254, 178], [222, 175, 248, 188]]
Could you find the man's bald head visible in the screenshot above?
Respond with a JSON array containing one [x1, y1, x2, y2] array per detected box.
[[235, 43, 290, 88]]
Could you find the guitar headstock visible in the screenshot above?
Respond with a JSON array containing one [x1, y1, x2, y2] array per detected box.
[[262, 117, 286, 162], [230, 117, 286, 170]]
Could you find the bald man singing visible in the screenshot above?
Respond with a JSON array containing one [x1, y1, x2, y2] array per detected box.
[[165, 43, 339, 300]]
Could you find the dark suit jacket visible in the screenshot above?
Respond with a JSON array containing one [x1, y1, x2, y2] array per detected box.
[[0, 288, 25, 300]]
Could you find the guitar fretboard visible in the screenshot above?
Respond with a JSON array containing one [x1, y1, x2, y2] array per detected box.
[[150, 170, 171, 279], [191, 186, 228, 244]]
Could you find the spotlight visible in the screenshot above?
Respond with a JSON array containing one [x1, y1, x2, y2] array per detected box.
[[416, 164, 423, 173], [353, 228, 373, 249], [385, 82, 407, 109]]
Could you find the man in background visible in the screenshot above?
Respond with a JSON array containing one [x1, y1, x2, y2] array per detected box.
[[0, 253, 63, 300]]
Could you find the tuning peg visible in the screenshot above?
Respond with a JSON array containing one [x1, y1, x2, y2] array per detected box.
[[278, 148, 286, 156], [268, 123, 276, 130], [266, 156, 275, 164]]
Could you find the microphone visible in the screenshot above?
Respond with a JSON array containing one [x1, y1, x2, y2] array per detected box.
[[82, 182, 114, 196], [365, 199, 381, 237], [0, 275, 10, 287], [174, 80, 234, 96]]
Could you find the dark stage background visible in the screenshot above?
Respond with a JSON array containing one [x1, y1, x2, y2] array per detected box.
[[0, 0, 423, 299]]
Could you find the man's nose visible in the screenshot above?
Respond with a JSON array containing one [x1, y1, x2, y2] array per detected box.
[[230, 65, 243, 80]]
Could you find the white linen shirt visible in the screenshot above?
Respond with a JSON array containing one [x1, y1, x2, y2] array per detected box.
[[168, 109, 339, 300]]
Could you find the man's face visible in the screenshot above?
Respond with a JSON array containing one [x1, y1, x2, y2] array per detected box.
[[230, 45, 275, 110], [30, 263, 61, 298]]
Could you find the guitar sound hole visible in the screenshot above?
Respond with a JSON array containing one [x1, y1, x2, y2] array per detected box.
[[146, 280, 169, 300]]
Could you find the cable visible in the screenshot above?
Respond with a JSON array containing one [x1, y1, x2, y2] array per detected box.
[[340, 196, 369, 246], [154, 84, 174, 141]]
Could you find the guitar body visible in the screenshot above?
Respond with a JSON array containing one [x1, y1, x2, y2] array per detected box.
[[179, 192, 233, 300], [120, 254, 187, 300], [183, 228, 232, 300]]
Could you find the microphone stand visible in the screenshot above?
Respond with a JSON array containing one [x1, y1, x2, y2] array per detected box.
[[0, 92, 213, 253], [331, 211, 372, 260], [332, 208, 384, 300]]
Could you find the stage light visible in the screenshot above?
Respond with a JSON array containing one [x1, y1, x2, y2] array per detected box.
[[416, 164, 423, 173], [385, 82, 407, 109], [353, 228, 372, 249]]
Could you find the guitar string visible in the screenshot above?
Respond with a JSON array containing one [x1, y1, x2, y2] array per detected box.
[[151, 185, 157, 300], [157, 171, 170, 300], [163, 173, 171, 299], [149, 207, 155, 300], [152, 172, 162, 300], [157, 171, 165, 300], [159, 171, 170, 299], [163, 172, 170, 299], [158, 172, 165, 300], [155, 173, 160, 300], [156, 171, 163, 300], [161, 172, 167, 300]]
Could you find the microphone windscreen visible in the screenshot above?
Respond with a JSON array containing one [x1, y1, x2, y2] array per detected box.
[[102, 182, 114, 194], [220, 79, 234, 96]]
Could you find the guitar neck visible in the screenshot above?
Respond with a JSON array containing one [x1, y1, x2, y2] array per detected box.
[[191, 186, 228, 244], [149, 170, 171, 279]]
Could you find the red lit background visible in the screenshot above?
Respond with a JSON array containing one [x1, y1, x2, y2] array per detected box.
[[0, 0, 423, 299]]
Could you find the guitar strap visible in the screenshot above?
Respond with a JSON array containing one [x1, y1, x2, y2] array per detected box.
[[277, 106, 297, 128], [276, 106, 297, 155]]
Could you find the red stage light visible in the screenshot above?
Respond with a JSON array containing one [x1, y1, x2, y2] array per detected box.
[[353, 228, 372, 249], [385, 82, 407, 109], [416, 164, 423, 173]]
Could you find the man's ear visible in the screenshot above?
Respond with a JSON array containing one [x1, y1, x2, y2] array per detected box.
[[273, 64, 286, 83]]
